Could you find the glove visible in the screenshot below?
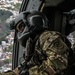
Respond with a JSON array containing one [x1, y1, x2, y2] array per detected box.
[[13, 67, 19, 75], [0, 70, 15, 75]]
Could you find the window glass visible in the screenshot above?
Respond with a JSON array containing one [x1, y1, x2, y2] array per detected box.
[[0, 0, 22, 72]]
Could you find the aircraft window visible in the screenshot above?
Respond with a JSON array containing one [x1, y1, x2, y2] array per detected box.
[[0, 1, 22, 72]]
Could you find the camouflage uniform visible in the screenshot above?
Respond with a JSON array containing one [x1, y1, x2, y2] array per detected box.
[[0, 31, 69, 75], [0, 67, 18, 75], [29, 31, 69, 75], [0, 71, 15, 75]]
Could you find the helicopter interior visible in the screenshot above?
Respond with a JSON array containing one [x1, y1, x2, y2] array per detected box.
[[12, 0, 75, 70]]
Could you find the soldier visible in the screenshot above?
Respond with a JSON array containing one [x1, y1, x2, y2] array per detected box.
[[0, 11, 71, 75]]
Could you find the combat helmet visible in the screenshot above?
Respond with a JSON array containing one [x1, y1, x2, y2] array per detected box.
[[11, 11, 49, 47]]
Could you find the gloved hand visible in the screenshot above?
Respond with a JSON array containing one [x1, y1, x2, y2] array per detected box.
[[0, 70, 16, 75], [13, 67, 19, 75]]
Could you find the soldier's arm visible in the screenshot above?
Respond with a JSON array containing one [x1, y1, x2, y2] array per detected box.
[[0, 68, 19, 75], [0, 71, 15, 75], [29, 31, 69, 75], [40, 31, 69, 74]]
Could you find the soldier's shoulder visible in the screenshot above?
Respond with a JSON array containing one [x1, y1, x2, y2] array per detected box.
[[39, 31, 62, 42], [40, 30, 61, 37]]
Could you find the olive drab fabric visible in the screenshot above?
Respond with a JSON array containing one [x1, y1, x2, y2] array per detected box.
[[0, 68, 18, 75], [0, 31, 69, 75], [29, 31, 69, 75], [0, 71, 15, 75]]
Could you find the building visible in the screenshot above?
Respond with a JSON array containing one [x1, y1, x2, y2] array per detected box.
[[0, 0, 20, 4]]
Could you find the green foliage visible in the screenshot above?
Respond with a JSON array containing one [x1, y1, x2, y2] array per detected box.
[[0, 61, 4, 67], [3, 44, 13, 52], [3, 59, 12, 64], [0, 9, 13, 43], [13, 3, 21, 11], [0, 10, 13, 22]]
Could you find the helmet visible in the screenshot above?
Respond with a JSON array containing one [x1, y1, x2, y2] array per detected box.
[[13, 11, 49, 47]]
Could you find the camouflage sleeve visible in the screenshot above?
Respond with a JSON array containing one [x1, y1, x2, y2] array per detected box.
[[29, 31, 69, 75], [0, 68, 19, 75], [0, 71, 15, 75]]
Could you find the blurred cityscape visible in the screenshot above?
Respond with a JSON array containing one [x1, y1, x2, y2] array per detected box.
[[0, 0, 22, 72], [0, 0, 22, 5], [0, 32, 14, 72]]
